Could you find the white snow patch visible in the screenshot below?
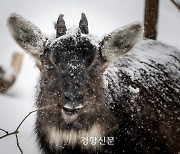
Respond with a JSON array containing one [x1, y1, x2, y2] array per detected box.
[[117, 39, 180, 81], [50, 26, 99, 48], [129, 85, 139, 93]]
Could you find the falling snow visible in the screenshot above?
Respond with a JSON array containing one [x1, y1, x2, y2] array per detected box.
[[1, 1, 180, 153]]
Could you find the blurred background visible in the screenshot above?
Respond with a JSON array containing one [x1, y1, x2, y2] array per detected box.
[[0, 0, 179, 153]]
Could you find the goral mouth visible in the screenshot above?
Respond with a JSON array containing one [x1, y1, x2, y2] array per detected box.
[[62, 106, 82, 115], [61, 107, 81, 123], [61, 99, 96, 123]]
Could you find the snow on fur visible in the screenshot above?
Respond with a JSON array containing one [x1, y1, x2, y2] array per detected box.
[[103, 39, 180, 112]]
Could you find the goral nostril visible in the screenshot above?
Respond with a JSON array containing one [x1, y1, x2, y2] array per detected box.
[[64, 92, 84, 102], [76, 94, 83, 101], [64, 92, 73, 102]]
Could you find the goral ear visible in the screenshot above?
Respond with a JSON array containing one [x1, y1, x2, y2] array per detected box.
[[8, 13, 47, 62], [100, 22, 143, 62]]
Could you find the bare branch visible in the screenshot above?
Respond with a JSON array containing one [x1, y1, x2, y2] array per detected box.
[[0, 131, 16, 139], [171, 0, 180, 10], [0, 128, 9, 134], [0, 104, 57, 154], [15, 110, 38, 132], [16, 134, 23, 154]]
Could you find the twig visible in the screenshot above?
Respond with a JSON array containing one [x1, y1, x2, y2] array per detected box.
[[171, 0, 180, 10], [15, 109, 38, 132], [0, 128, 8, 134], [16, 134, 23, 154], [0, 104, 57, 154], [0, 131, 16, 139]]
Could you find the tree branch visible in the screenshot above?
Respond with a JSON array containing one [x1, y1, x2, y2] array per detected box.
[[0, 128, 9, 134], [171, 0, 180, 10], [0, 131, 16, 139], [0, 104, 57, 154], [16, 134, 23, 154]]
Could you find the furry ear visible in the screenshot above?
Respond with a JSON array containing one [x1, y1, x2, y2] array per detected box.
[[100, 22, 143, 62], [8, 13, 47, 59]]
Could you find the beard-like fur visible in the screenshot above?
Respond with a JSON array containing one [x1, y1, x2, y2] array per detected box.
[[35, 96, 118, 154]]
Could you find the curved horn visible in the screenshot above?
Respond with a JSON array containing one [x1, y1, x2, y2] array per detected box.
[[56, 14, 67, 38], [79, 13, 89, 34]]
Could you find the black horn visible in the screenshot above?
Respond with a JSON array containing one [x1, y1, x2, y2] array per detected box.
[[79, 13, 89, 34], [56, 14, 67, 38]]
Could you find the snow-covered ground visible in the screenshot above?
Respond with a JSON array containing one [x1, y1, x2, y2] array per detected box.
[[0, 0, 179, 154]]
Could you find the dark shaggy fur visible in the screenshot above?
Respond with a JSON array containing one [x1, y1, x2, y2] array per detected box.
[[8, 13, 180, 154]]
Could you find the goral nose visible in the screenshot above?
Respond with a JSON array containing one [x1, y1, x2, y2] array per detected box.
[[64, 91, 84, 102], [63, 92, 84, 114]]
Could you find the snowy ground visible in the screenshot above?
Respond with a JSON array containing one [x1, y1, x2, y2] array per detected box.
[[0, 0, 180, 154]]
